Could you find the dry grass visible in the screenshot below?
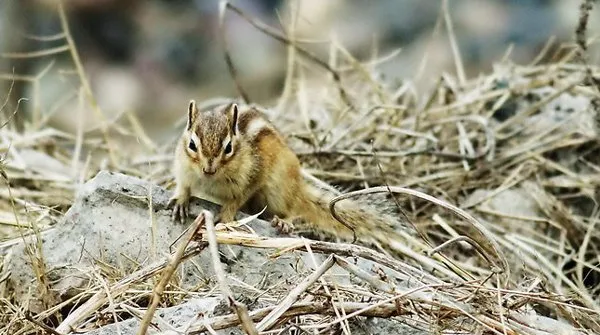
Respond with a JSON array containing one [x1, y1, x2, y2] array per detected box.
[[1, 1, 600, 334]]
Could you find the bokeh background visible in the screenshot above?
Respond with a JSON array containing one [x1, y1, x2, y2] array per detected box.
[[1, 0, 599, 136]]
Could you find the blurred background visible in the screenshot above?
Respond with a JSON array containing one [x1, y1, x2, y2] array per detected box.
[[1, 0, 599, 136]]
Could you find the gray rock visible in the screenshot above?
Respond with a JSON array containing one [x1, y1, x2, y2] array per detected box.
[[4, 171, 426, 334], [463, 187, 539, 219], [83, 297, 221, 335], [3, 170, 295, 313], [86, 292, 426, 335], [349, 317, 428, 335], [527, 87, 596, 138]]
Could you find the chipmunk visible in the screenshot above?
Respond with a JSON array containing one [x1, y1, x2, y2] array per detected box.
[[169, 100, 406, 249]]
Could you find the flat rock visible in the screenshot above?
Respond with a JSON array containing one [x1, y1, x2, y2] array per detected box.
[[83, 297, 222, 335], [3, 170, 296, 313], [463, 187, 539, 219], [87, 301, 424, 335]]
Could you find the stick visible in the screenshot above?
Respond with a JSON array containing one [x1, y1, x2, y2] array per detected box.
[[136, 212, 206, 335]]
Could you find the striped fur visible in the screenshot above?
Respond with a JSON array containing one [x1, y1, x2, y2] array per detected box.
[[171, 100, 406, 254]]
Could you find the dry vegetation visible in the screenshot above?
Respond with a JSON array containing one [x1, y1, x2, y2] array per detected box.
[[1, 1, 600, 334]]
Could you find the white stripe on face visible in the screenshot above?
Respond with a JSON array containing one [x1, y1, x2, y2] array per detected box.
[[222, 134, 231, 150], [190, 133, 201, 149]]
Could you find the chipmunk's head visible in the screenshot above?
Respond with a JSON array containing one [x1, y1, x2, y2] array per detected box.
[[183, 100, 240, 176]]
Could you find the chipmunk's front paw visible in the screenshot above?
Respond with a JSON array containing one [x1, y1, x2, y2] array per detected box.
[[168, 195, 189, 224], [270, 215, 295, 234], [214, 212, 235, 224]]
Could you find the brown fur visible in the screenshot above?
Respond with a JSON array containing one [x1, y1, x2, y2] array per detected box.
[[170, 101, 404, 251]]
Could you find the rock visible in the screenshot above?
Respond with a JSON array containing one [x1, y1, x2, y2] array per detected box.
[[2, 171, 428, 334], [526, 87, 596, 138], [349, 317, 428, 335], [86, 297, 426, 335], [14, 148, 72, 182], [461, 187, 541, 239], [463, 187, 539, 219], [3, 170, 296, 313], [83, 297, 222, 335], [490, 81, 598, 139]]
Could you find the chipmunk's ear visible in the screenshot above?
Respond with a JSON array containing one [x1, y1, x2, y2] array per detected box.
[[227, 103, 239, 136], [187, 100, 199, 130]]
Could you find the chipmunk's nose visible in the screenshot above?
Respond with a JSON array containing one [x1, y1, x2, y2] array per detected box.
[[203, 165, 216, 175]]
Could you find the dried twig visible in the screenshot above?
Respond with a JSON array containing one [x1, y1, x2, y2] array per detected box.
[[204, 209, 258, 335], [54, 244, 205, 334], [136, 212, 205, 335], [218, 1, 250, 104], [329, 186, 509, 279], [256, 255, 334, 331], [221, 2, 357, 112], [57, 0, 118, 167]]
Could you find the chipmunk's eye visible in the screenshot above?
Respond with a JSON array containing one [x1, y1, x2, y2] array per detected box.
[[224, 141, 232, 155], [188, 139, 197, 152]]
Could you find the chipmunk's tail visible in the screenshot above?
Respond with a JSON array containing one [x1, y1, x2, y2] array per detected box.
[[293, 181, 408, 253]]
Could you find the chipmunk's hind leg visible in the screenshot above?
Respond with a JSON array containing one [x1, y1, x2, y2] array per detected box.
[[270, 215, 296, 234], [270, 215, 340, 242], [270, 215, 309, 235]]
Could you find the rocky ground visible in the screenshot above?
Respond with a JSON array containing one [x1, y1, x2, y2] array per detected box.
[[4, 171, 427, 334]]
